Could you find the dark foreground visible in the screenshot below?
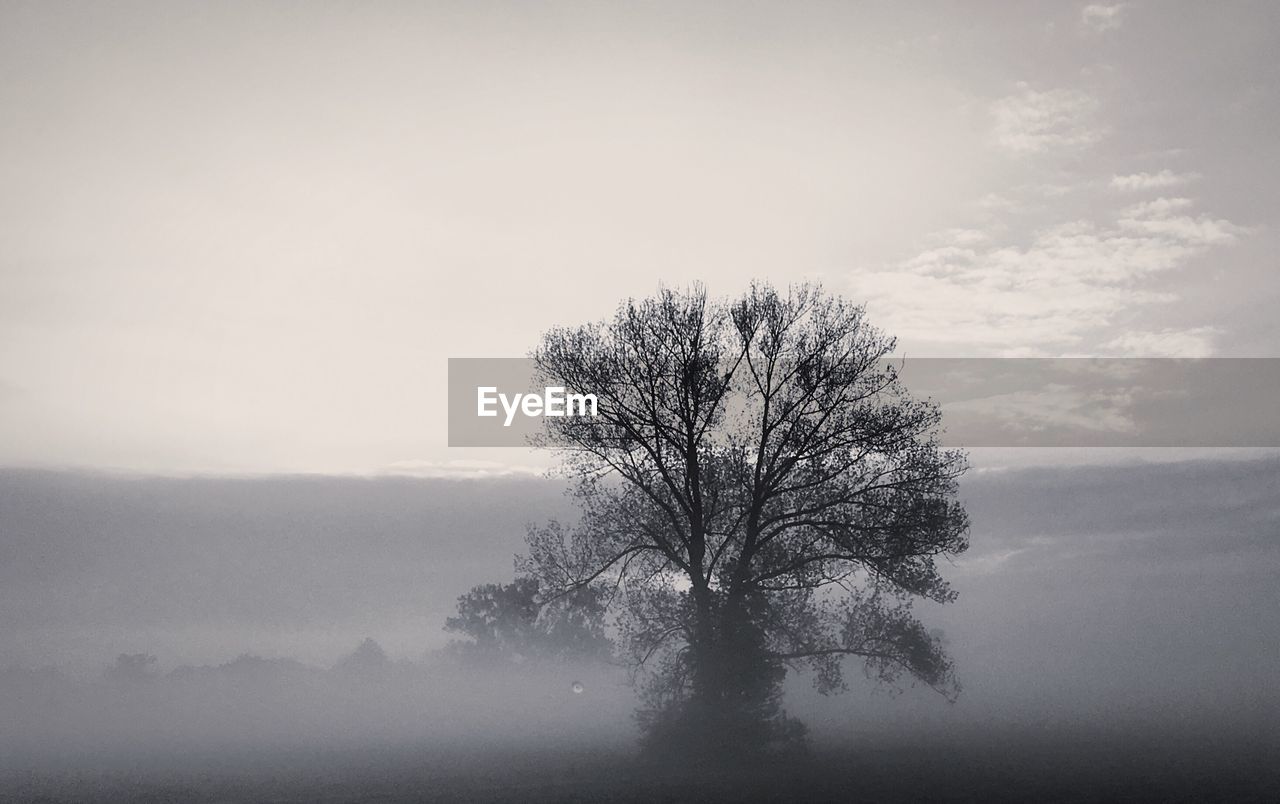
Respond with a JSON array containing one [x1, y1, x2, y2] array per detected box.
[[3, 728, 1277, 803]]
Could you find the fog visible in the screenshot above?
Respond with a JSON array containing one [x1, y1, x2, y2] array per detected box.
[[0, 651, 632, 769], [1, 457, 1278, 799]]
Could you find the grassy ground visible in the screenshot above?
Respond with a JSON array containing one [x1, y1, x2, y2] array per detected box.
[[3, 727, 1277, 803]]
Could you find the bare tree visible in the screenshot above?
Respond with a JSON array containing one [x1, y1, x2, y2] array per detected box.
[[523, 283, 969, 756]]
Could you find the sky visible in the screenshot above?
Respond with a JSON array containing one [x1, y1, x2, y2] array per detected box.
[[1, 1, 1278, 474]]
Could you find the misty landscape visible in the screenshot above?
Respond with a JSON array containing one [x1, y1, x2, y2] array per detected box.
[[2, 455, 1278, 801], [5, 0, 1280, 800]]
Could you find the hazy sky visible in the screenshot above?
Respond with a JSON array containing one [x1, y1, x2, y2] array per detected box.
[[2, 2, 1278, 473]]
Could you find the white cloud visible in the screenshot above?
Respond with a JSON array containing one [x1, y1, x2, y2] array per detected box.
[[990, 85, 1104, 154], [851, 197, 1244, 355], [1039, 183, 1079, 198], [1118, 197, 1246, 245], [977, 193, 1019, 213], [928, 228, 991, 246], [379, 459, 544, 479], [1082, 4, 1127, 32], [1103, 327, 1222, 358], [1110, 170, 1201, 191], [1121, 197, 1194, 216]]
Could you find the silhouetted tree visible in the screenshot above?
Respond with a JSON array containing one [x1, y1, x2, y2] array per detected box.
[[523, 282, 969, 758], [445, 576, 612, 662], [334, 637, 390, 674], [105, 653, 158, 684]]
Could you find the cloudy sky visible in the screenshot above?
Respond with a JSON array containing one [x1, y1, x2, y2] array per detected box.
[[2, 1, 1277, 474]]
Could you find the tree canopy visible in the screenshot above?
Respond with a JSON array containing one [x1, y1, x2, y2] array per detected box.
[[521, 283, 969, 756]]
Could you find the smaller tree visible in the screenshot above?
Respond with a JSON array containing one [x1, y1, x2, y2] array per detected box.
[[105, 653, 158, 684], [333, 637, 390, 674], [445, 576, 613, 662]]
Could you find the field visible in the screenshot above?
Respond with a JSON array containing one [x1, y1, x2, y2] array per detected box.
[[5, 726, 1277, 803]]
